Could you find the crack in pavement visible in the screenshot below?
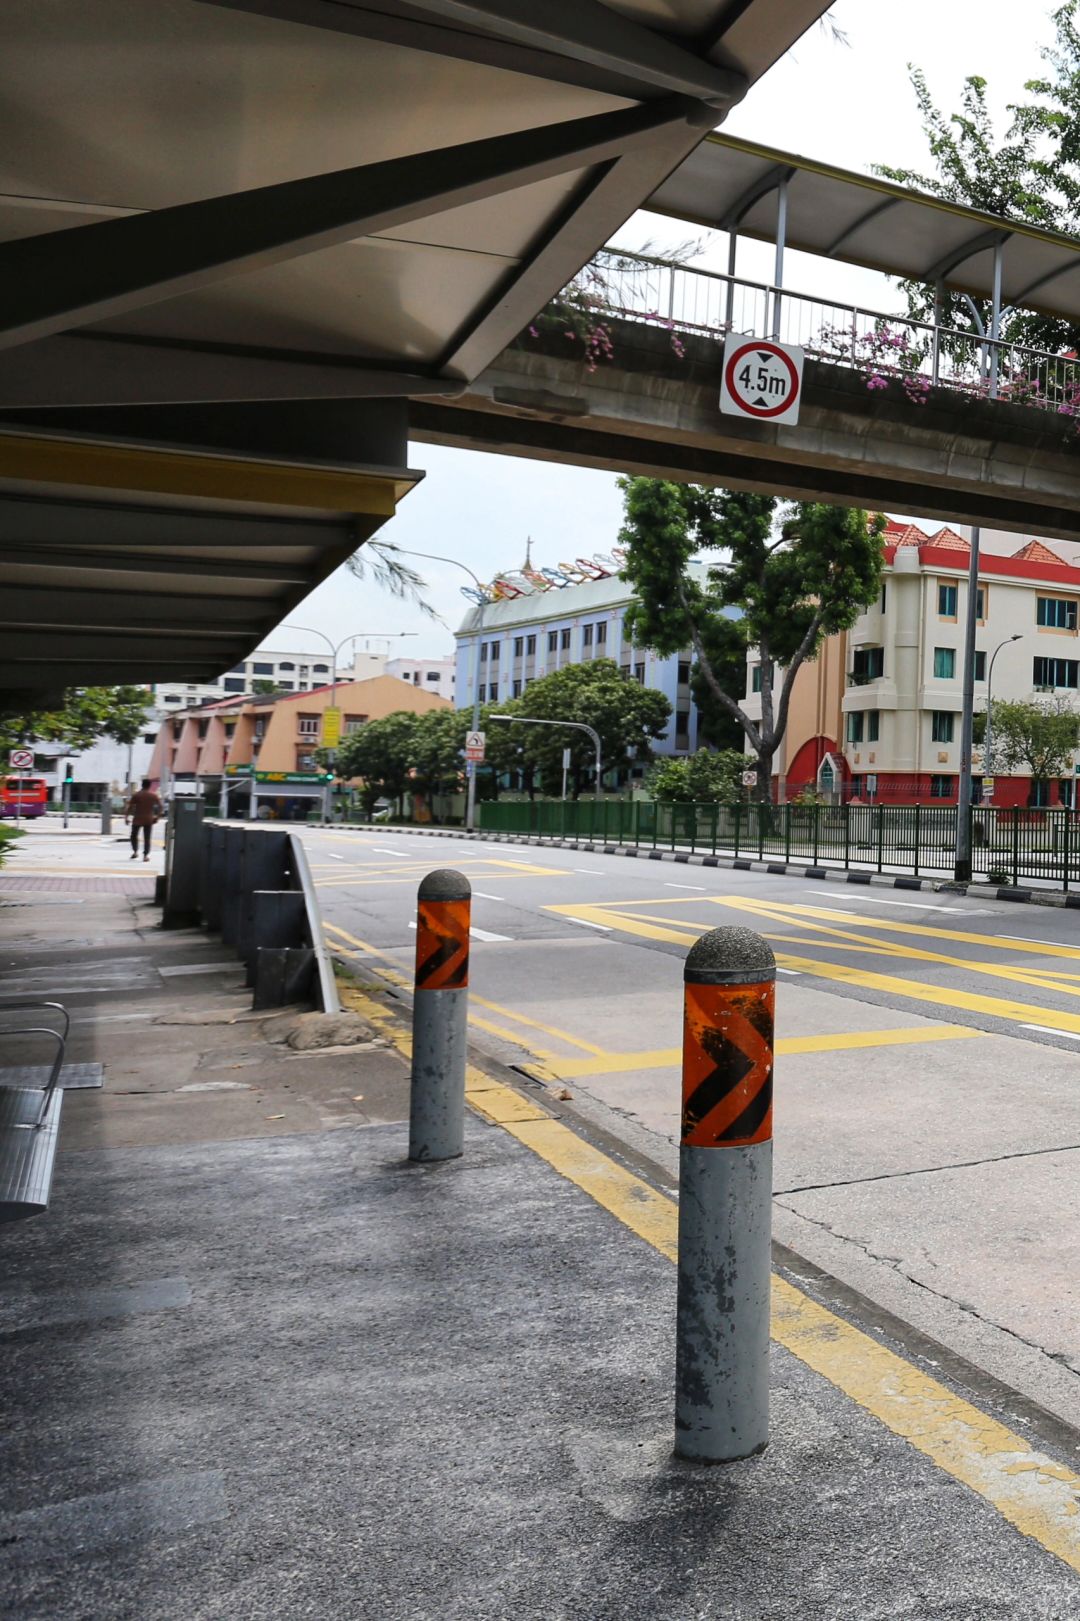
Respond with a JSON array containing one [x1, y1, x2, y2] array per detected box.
[[775, 1138, 1080, 1196], [776, 1200, 1080, 1378]]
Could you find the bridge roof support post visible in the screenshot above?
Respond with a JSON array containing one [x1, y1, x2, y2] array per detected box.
[[771, 175, 788, 341], [989, 238, 1004, 400]]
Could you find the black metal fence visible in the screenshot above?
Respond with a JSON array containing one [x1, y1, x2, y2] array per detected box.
[[478, 799, 1080, 888]]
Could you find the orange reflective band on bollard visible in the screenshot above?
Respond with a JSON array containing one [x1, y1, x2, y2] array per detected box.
[[681, 978, 774, 1148], [415, 897, 470, 991]]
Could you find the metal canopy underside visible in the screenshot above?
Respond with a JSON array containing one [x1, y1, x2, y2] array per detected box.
[[0, 0, 828, 704], [649, 132, 1080, 319]]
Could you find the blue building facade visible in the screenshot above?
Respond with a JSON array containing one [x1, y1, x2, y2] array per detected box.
[[454, 565, 711, 773]]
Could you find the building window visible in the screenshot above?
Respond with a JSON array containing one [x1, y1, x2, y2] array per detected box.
[[930, 775, 953, 799], [513, 636, 524, 658], [278, 662, 295, 672], [426, 671, 440, 682], [413, 673, 420, 685], [512, 679, 522, 697], [313, 664, 329, 675], [678, 661, 691, 685], [751, 666, 762, 693], [974, 651, 986, 681], [596, 622, 607, 645], [1031, 779, 1051, 807], [931, 711, 954, 743], [851, 647, 884, 683], [489, 642, 499, 664], [846, 711, 864, 743], [675, 710, 690, 747], [560, 628, 571, 651], [488, 683, 498, 702], [298, 715, 320, 738], [296, 751, 317, 772], [142, 733, 157, 745], [976, 587, 986, 621], [163, 695, 181, 704], [1037, 596, 1078, 630], [583, 624, 593, 647], [252, 662, 273, 675], [479, 643, 487, 664], [478, 684, 486, 703], [526, 635, 536, 655], [933, 647, 956, 680], [938, 583, 958, 618], [548, 630, 558, 653], [867, 711, 880, 742], [223, 678, 245, 692], [279, 682, 294, 692], [1034, 655, 1079, 689], [880, 583, 887, 612], [1061, 779, 1075, 809], [344, 715, 367, 735], [634, 661, 645, 683]]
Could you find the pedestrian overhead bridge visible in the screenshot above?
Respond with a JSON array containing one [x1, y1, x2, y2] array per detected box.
[[413, 132, 1080, 542], [0, 0, 829, 707]]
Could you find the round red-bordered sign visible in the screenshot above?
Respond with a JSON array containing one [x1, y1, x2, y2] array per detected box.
[[723, 341, 800, 419]]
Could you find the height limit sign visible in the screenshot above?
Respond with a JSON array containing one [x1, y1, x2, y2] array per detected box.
[[720, 337, 804, 426]]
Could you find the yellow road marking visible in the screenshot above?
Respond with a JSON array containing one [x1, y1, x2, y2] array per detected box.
[[539, 1023, 984, 1080], [338, 973, 1080, 1574], [324, 922, 601, 1062]]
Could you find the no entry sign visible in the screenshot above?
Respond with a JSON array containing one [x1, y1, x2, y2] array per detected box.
[[720, 337, 804, 426], [8, 748, 33, 770]]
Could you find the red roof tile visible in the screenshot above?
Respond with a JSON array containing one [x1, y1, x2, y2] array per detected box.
[[1011, 539, 1067, 565], [927, 526, 970, 551]]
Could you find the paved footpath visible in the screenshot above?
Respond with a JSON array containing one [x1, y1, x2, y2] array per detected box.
[[5, 827, 1080, 1616]]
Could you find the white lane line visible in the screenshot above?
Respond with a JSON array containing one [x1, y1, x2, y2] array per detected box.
[[1001, 934, 1074, 948], [810, 889, 998, 914], [372, 847, 411, 857], [776, 967, 801, 976], [328, 853, 345, 862], [1021, 1024, 1080, 1041], [472, 892, 506, 902], [567, 917, 611, 932], [469, 926, 512, 943], [575, 868, 606, 875], [665, 882, 706, 890]]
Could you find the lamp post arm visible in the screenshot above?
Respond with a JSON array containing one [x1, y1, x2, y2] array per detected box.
[[489, 715, 603, 800]]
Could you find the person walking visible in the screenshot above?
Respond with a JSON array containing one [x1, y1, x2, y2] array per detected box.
[[124, 779, 163, 862]]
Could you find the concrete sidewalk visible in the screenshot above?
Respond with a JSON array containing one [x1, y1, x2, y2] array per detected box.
[[5, 861, 1080, 1615]]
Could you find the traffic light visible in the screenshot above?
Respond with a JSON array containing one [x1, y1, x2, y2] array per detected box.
[[63, 760, 74, 784]]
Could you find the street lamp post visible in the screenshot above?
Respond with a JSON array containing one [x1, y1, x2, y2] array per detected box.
[[273, 625, 416, 822], [983, 634, 1022, 789], [369, 546, 488, 832], [488, 715, 603, 801]]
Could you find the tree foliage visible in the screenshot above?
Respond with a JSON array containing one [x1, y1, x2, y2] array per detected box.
[[876, 9, 1080, 352], [646, 749, 746, 803], [987, 697, 1080, 789], [0, 686, 153, 755], [618, 479, 884, 798], [336, 710, 422, 813], [490, 659, 671, 798]]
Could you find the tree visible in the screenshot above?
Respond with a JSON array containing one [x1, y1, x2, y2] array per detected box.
[[496, 659, 670, 797], [412, 709, 469, 815], [618, 479, 884, 800], [0, 686, 152, 754], [876, 11, 1080, 354], [646, 749, 746, 803], [250, 679, 279, 697], [336, 711, 422, 815], [987, 697, 1080, 800]]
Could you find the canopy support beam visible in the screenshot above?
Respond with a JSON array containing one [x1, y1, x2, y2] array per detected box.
[[0, 98, 699, 353]]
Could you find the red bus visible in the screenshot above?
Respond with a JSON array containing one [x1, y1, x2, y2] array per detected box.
[[1, 776, 48, 818]]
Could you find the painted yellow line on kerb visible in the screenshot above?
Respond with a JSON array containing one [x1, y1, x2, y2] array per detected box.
[[338, 978, 1080, 1576]]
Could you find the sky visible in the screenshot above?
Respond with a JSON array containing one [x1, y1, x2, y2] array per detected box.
[[263, 0, 1055, 665]]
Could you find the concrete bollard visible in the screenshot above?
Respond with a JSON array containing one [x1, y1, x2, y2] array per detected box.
[[409, 869, 471, 1163], [100, 800, 112, 834], [675, 926, 775, 1464]]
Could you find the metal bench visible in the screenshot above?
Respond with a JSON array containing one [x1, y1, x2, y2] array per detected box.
[[0, 1002, 68, 1223]]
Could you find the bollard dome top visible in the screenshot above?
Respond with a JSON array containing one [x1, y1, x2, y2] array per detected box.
[[418, 867, 472, 902], [685, 925, 775, 984]]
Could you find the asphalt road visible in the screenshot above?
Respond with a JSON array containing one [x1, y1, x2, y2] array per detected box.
[[299, 823, 1080, 1432]]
